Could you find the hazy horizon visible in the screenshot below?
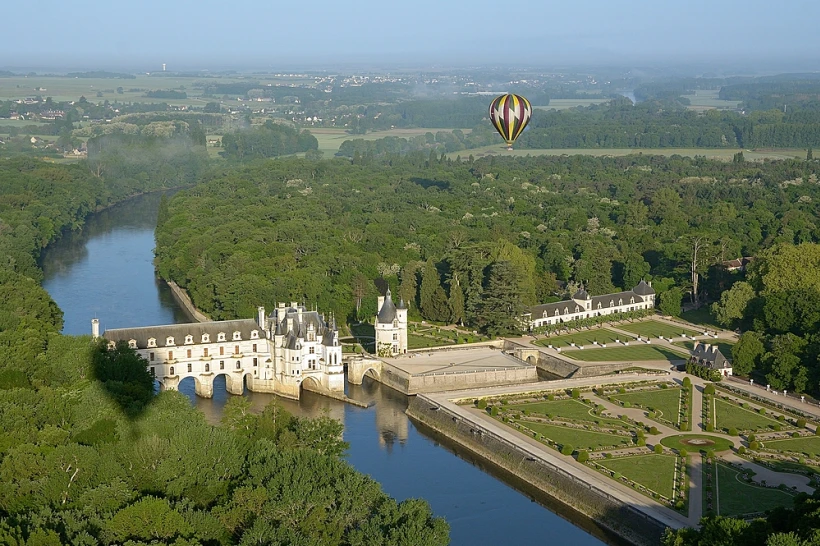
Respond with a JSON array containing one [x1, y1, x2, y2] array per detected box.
[[3, 0, 820, 73]]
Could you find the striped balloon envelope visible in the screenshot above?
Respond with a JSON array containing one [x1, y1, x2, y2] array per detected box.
[[488, 93, 532, 149]]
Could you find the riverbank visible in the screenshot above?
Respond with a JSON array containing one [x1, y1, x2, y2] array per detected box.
[[165, 279, 211, 323], [407, 391, 686, 546]]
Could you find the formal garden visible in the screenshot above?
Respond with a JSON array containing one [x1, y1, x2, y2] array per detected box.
[[467, 378, 820, 519]]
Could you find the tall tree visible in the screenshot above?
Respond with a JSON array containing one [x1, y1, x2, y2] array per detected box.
[[448, 272, 465, 326], [398, 262, 419, 311], [658, 287, 683, 317], [712, 281, 755, 328], [478, 261, 527, 335], [419, 259, 449, 322]]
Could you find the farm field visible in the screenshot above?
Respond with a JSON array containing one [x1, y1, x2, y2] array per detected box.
[[611, 388, 683, 425], [533, 98, 609, 110], [446, 146, 806, 161], [713, 399, 783, 432], [681, 90, 742, 112], [514, 421, 634, 450], [597, 454, 677, 499], [713, 462, 796, 516], [562, 345, 688, 363], [533, 329, 623, 348], [616, 320, 701, 339], [311, 127, 467, 156]]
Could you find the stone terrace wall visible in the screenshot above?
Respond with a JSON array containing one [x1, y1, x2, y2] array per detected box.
[[407, 395, 668, 546]]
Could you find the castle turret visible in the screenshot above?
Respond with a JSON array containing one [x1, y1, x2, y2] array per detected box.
[[91, 318, 100, 339]]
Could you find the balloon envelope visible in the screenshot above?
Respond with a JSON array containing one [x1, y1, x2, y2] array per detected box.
[[488, 94, 532, 148]]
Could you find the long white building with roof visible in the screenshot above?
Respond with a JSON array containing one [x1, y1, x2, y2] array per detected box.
[[98, 302, 343, 399], [526, 280, 656, 330]]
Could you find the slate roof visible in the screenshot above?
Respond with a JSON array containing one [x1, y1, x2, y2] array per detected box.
[[377, 289, 398, 324], [633, 280, 655, 296], [269, 304, 337, 344], [691, 342, 730, 369], [104, 319, 261, 348]]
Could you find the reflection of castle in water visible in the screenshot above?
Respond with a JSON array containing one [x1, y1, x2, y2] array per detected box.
[[357, 377, 409, 450]]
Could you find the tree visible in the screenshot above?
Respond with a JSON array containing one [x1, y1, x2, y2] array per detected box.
[[732, 332, 765, 376], [420, 259, 450, 322], [658, 287, 683, 317], [398, 263, 419, 311], [712, 281, 755, 328], [478, 261, 527, 335], [448, 272, 465, 326], [808, 148, 813, 160]]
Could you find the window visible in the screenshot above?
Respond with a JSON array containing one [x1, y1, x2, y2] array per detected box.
[[618, 299, 623, 306], [597, 303, 602, 309], [253, 357, 258, 367], [253, 343, 257, 353], [147, 338, 156, 348], [185, 335, 193, 344], [187, 349, 192, 358], [309, 346, 314, 354], [630, 297, 635, 304], [234, 345, 239, 355], [150, 367, 155, 376], [563, 307, 568, 314], [236, 361, 241, 369], [220, 360, 224, 370], [610, 300, 614, 307], [128, 339, 137, 349], [393, 333, 398, 341], [149, 352, 155, 361], [554, 309, 559, 316], [220, 346, 224, 356], [574, 306, 580, 313], [108, 341, 116, 349], [217, 332, 226, 342], [169, 366, 175, 375], [205, 363, 210, 372], [232, 331, 241, 341], [202, 333, 210, 343], [187, 363, 192, 373], [251, 330, 259, 339], [166, 336, 175, 346], [203, 348, 209, 357], [168, 351, 173, 361]]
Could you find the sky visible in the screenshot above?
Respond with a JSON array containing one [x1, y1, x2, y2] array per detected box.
[[3, 0, 820, 71]]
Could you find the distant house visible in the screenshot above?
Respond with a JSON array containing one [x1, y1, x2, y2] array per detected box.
[[691, 342, 732, 376], [525, 280, 656, 330], [722, 257, 754, 272]]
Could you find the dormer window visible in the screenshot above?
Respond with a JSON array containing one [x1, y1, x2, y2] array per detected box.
[[166, 336, 175, 346], [128, 339, 137, 349], [250, 330, 259, 339], [185, 335, 193, 345], [542, 310, 548, 318], [597, 303, 602, 309], [630, 297, 635, 304], [563, 307, 568, 314], [147, 338, 157, 348], [202, 333, 210, 343], [618, 299, 623, 306], [217, 332, 226, 342], [108, 341, 116, 349], [554, 309, 559, 316], [232, 331, 241, 341], [574, 306, 580, 313]]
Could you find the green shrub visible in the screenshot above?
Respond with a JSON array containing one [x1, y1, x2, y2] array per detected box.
[[476, 399, 488, 409], [648, 411, 656, 419], [777, 415, 785, 422], [728, 428, 739, 436], [637, 438, 646, 447], [815, 427, 820, 436], [547, 394, 555, 401], [750, 441, 760, 450], [650, 426, 659, 435], [738, 446, 746, 455], [679, 448, 688, 457], [605, 452, 614, 459], [682, 377, 692, 388], [758, 408, 767, 415], [703, 384, 716, 395], [576, 450, 589, 463], [637, 429, 645, 438], [654, 444, 663, 454], [748, 434, 756, 443], [490, 406, 499, 417], [571, 388, 580, 399], [623, 401, 632, 409], [561, 444, 574, 456], [793, 432, 801, 438], [618, 388, 626, 394], [501, 399, 509, 405], [797, 418, 807, 428], [675, 500, 685, 510], [773, 424, 781, 432]]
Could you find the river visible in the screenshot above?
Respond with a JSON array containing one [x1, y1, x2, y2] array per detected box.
[[40, 191, 616, 545]]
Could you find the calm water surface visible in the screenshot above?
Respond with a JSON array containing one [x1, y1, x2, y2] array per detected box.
[[40, 192, 614, 545]]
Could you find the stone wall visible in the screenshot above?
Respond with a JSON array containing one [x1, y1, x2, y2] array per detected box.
[[405, 366, 537, 395], [407, 396, 669, 546]]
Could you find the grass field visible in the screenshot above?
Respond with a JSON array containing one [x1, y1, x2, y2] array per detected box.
[[661, 434, 734, 453], [510, 399, 625, 426], [407, 334, 452, 349], [514, 421, 634, 450], [562, 345, 688, 363], [681, 90, 742, 112], [675, 340, 735, 359], [765, 435, 820, 456], [311, 127, 467, 157], [714, 462, 795, 516], [597, 454, 677, 499], [533, 329, 623, 348], [616, 320, 701, 339], [680, 307, 721, 328], [713, 399, 782, 432], [612, 388, 683, 425], [533, 98, 609, 110], [445, 146, 806, 161]]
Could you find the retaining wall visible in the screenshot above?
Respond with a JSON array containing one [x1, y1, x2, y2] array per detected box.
[[407, 396, 670, 546]]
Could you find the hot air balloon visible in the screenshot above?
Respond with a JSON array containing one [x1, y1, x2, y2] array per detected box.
[[488, 93, 532, 150]]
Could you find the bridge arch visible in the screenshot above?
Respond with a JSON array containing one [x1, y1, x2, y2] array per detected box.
[[300, 375, 324, 394]]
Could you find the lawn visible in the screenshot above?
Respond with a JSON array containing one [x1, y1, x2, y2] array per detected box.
[[661, 434, 734, 453], [533, 329, 623, 348], [597, 454, 677, 499], [713, 399, 782, 432], [680, 307, 721, 328], [513, 421, 634, 450], [611, 388, 683, 425], [407, 333, 452, 349], [675, 340, 735, 359], [616, 320, 701, 339], [562, 345, 688, 363], [509, 399, 625, 426], [714, 462, 796, 516], [765, 435, 820, 457]]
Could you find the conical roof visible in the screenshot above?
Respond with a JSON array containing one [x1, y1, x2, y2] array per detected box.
[[633, 279, 655, 295], [377, 288, 398, 323]]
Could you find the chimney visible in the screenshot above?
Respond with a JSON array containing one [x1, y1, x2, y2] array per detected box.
[[377, 295, 385, 313], [91, 318, 100, 339], [257, 306, 267, 330]]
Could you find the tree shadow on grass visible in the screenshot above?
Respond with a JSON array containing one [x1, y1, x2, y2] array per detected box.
[[90, 338, 155, 421]]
